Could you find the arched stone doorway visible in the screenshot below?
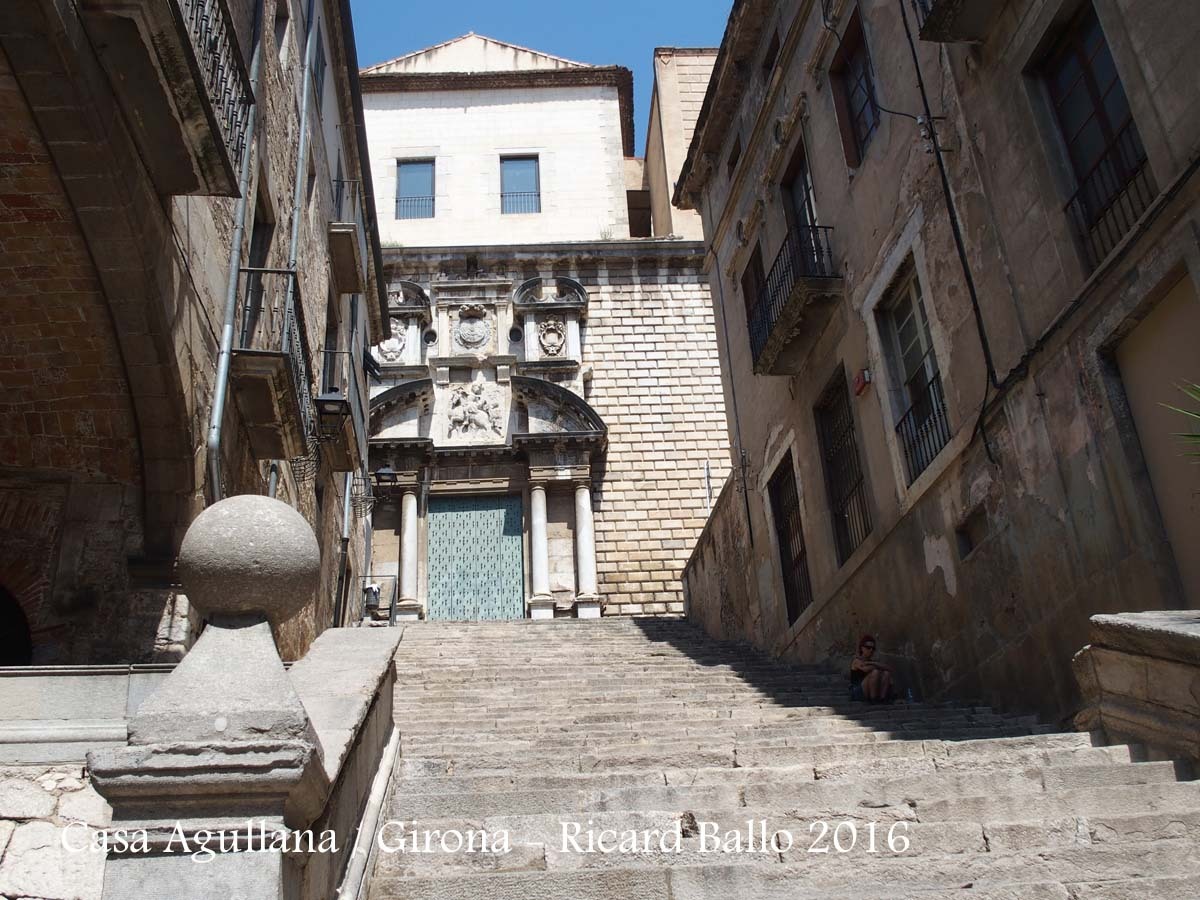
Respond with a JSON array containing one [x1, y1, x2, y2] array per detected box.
[[0, 586, 33, 666]]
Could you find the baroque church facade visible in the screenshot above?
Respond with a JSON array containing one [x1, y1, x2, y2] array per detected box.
[[358, 35, 729, 621]]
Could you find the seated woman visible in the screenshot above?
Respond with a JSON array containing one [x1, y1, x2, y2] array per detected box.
[[849, 634, 893, 703]]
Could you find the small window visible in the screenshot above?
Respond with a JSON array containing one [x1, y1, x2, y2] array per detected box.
[[880, 268, 950, 483], [739, 243, 766, 319], [830, 9, 879, 166], [312, 24, 327, 111], [767, 452, 813, 625], [814, 366, 872, 565], [726, 135, 742, 178], [761, 30, 781, 81], [501, 156, 541, 214], [396, 159, 435, 219]]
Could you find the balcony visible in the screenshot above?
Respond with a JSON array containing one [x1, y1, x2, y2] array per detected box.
[[229, 269, 315, 461], [315, 350, 368, 472], [912, 0, 1001, 43], [748, 226, 843, 375], [896, 369, 952, 484], [328, 179, 367, 294], [396, 196, 434, 220], [81, 0, 252, 196], [1065, 121, 1157, 271]]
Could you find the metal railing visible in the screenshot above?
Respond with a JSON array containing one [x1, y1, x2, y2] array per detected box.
[[748, 225, 838, 364], [237, 267, 316, 449], [332, 178, 362, 223], [501, 191, 541, 215], [179, 0, 253, 173], [896, 370, 952, 485], [358, 574, 398, 623], [396, 196, 434, 219], [1065, 121, 1156, 271], [319, 348, 368, 461]]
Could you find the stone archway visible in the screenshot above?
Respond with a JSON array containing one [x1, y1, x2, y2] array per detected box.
[[0, 585, 33, 666]]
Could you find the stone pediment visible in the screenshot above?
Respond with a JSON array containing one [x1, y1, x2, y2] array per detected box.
[[369, 375, 606, 453]]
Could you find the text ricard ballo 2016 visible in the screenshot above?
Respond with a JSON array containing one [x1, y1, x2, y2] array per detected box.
[[62, 818, 913, 861]]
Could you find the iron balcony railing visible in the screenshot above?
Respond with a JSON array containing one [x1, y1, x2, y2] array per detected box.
[[179, 0, 253, 174], [332, 178, 362, 224], [1065, 121, 1156, 271], [501, 191, 541, 215], [896, 369, 952, 485], [396, 196, 434, 219], [238, 267, 316, 447], [319, 348, 369, 462], [748, 225, 838, 364]]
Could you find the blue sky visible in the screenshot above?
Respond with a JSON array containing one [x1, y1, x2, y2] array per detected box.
[[348, 0, 731, 154]]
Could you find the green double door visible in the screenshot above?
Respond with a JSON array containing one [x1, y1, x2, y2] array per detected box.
[[426, 494, 526, 621]]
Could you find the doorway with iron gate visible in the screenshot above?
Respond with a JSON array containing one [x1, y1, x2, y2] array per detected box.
[[425, 494, 526, 620]]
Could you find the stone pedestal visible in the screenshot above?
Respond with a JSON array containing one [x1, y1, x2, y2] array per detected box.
[[87, 495, 327, 900]]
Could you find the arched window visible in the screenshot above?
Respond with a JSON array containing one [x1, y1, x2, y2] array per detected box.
[[0, 587, 33, 666]]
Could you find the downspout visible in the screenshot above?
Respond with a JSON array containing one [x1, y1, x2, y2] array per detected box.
[[334, 471, 353, 625], [206, 0, 266, 503], [267, 1, 322, 498]]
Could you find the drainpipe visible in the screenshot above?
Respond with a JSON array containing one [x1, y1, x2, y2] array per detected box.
[[334, 471, 353, 625], [206, 0, 265, 503]]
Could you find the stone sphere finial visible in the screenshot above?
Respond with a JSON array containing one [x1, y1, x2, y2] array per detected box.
[[177, 494, 320, 623]]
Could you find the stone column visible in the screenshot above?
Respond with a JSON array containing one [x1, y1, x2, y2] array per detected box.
[[528, 483, 554, 619], [394, 487, 421, 620], [88, 495, 326, 900], [574, 481, 601, 618]]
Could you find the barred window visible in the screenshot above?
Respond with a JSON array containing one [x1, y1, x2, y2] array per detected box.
[[767, 452, 814, 624], [814, 367, 872, 565]]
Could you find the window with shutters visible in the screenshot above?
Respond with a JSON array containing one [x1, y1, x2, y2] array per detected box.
[[767, 452, 814, 625], [814, 367, 873, 564]]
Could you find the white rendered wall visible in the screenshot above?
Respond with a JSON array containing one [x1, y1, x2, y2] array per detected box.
[[365, 85, 631, 247]]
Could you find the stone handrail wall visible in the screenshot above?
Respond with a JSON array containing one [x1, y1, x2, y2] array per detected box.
[[1073, 611, 1200, 762]]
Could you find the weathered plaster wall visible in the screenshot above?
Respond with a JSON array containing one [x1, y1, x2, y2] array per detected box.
[[681, 0, 1200, 720]]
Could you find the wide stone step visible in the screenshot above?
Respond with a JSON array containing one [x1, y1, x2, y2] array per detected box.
[[367, 839, 1200, 899]]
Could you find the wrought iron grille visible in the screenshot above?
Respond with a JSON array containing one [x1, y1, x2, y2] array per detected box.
[[178, 0, 253, 173], [396, 196, 435, 219], [237, 267, 316, 459], [767, 452, 814, 625], [814, 368, 872, 565], [501, 191, 542, 214], [1065, 121, 1156, 271], [332, 178, 361, 222], [896, 370, 952, 484], [748, 225, 837, 364]]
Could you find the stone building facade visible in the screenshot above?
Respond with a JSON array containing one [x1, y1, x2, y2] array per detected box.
[[359, 35, 730, 619], [0, 0, 387, 665], [678, 0, 1200, 719]]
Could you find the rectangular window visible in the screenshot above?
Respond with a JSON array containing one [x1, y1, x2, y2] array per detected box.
[[312, 24, 327, 111], [396, 159, 435, 219], [882, 268, 950, 483], [1044, 4, 1155, 269], [830, 9, 879, 167], [501, 156, 541, 214], [814, 367, 872, 565], [761, 30, 781, 81], [740, 243, 766, 319], [767, 452, 813, 625], [726, 135, 742, 178]]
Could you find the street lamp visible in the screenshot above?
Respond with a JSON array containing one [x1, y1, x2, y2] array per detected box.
[[314, 390, 350, 441]]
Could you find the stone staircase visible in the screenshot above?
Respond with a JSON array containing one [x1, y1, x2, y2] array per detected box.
[[365, 618, 1200, 899]]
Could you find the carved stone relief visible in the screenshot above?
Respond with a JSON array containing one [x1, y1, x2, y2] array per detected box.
[[374, 316, 407, 364], [447, 382, 504, 439], [538, 317, 566, 357], [453, 304, 492, 351]]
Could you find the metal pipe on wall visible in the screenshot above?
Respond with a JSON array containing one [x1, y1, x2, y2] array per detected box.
[[205, 0, 266, 504]]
